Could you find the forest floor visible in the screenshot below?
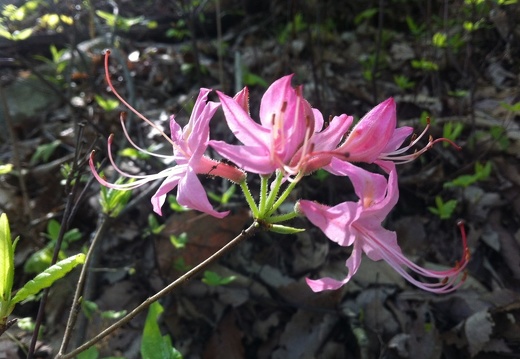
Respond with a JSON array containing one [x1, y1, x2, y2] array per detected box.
[[1, 1, 520, 358]]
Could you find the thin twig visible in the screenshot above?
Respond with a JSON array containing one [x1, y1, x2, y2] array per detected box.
[[57, 214, 112, 355], [56, 221, 260, 359]]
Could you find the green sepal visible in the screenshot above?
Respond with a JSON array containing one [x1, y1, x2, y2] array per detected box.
[[269, 224, 305, 234]]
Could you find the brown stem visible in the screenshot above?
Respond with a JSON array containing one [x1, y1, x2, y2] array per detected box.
[[56, 220, 260, 359]]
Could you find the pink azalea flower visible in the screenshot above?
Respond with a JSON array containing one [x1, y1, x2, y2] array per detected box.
[[333, 98, 404, 163], [90, 51, 245, 218], [297, 158, 470, 293], [295, 98, 414, 175], [209, 75, 318, 176]]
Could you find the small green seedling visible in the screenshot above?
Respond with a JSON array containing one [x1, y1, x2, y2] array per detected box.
[[82, 300, 127, 321], [94, 95, 120, 112], [119, 147, 151, 160], [428, 196, 458, 220], [30, 140, 61, 165], [207, 185, 236, 205], [96, 10, 157, 32], [168, 195, 190, 213], [147, 214, 165, 235], [99, 177, 134, 217], [169, 232, 188, 249], [394, 75, 415, 91], [444, 161, 491, 188], [411, 59, 438, 71], [202, 270, 236, 286], [442, 122, 464, 147], [24, 219, 82, 274]]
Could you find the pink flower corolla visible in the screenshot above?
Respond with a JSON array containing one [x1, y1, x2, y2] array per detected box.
[[333, 98, 406, 163], [298, 159, 470, 293], [209, 75, 319, 176], [330, 97, 463, 166], [293, 98, 413, 175], [90, 51, 245, 218]]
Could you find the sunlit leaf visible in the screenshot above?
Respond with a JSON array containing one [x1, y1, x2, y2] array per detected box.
[[11, 253, 85, 306]]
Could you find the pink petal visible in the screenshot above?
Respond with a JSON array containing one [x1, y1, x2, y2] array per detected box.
[[305, 240, 363, 292], [298, 200, 357, 246], [233, 87, 250, 114], [151, 166, 186, 215], [217, 91, 270, 146], [177, 167, 229, 218], [258, 74, 295, 128], [312, 114, 353, 152], [382, 126, 413, 153], [336, 98, 396, 163], [209, 140, 275, 175]]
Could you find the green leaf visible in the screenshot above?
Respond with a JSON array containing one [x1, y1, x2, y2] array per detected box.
[[11, 253, 85, 306], [202, 271, 236, 286], [354, 8, 378, 25], [46, 219, 61, 241], [0, 213, 15, 316], [30, 140, 61, 165], [0, 164, 13, 175], [220, 185, 236, 205], [141, 302, 182, 359], [428, 196, 457, 220], [77, 346, 99, 359], [411, 59, 438, 71], [148, 214, 165, 235], [119, 147, 150, 160], [100, 309, 127, 320], [432, 32, 447, 48], [242, 72, 268, 88], [169, 233, 188, 249], [99, 178, 134, 217], [94, 95, 119, 112], [168, 195, 190, 213], [11, 28, 33, 41], [23, 247, 55, 274]]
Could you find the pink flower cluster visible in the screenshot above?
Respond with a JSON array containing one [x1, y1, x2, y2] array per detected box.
[[91, 52, 469, 294]]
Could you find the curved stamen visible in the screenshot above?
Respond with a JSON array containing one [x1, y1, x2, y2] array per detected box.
[[119, 112, 172, 159], [355, 220, 469, 293], [379, 119, 462, 164], [89, 151, 153, 190], [104, 50, 180, 151]]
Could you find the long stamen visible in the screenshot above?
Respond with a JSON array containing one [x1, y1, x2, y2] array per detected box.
[[104, 50, 179, 150], [379, 118, 462, 163], [119, 113, 171, 159], [89, 151, 151, 190], [356, 219, 469, 293]]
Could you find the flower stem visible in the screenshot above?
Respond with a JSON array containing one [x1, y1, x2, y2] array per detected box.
[[266, 173, 302, 216], [263, 170, 284, 217], [258, 175, 269, 214], [240, 180, 259, 217], [58, 214, 111, 355]]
